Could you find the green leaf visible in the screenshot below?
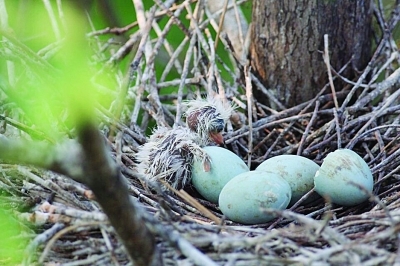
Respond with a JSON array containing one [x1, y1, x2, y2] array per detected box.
[[0, 208, 28, 265]]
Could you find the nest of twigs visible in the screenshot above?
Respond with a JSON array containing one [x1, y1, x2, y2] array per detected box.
[[1, 0, 400, 265]]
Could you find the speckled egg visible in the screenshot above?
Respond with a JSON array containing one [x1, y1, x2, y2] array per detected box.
[[191, 146, 249, 203], [314, 149, 373, 206], [218, 171, 291, 224], [256, 155, 320, 206]]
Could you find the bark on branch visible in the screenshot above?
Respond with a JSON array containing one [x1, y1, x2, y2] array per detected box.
[[0, 123, 158, 266]]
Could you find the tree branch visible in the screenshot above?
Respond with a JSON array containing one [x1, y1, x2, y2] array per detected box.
[[0, 123, 159, 265], [76, 121, 159, 265]]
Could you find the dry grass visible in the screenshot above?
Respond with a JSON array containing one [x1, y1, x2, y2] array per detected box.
[[1, 0, 400, 265]]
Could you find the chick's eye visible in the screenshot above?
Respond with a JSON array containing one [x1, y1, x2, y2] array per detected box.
[[210, 118, 224, 132]]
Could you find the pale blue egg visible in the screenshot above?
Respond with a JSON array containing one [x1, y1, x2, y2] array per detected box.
[[314, 149, 373, 206], [219, 171, 291, 224], [256, 155, 320, 206], [192, 146, 249, 203]]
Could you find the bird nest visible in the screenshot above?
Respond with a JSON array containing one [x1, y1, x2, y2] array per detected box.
[[1, 1, 400, 265]]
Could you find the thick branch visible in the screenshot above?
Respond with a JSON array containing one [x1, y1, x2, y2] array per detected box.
[[76, 122, 158, 265], [0, 126, 158, 265]]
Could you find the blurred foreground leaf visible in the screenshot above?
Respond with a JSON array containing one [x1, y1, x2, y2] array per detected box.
[[0, 1, 114, 141], [0, 208, 29, 265]]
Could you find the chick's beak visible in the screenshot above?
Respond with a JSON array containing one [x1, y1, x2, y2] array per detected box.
[[209, 131, 224, 144]]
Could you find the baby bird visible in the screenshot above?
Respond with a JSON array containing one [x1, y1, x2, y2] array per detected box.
[[185, 98, 230, 145], [136, 97, 232, 190]]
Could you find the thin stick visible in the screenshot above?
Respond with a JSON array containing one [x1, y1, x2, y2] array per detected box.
[[340, 36, 386, 112], [161, 181, 222, 225], [205, 28, 216, 96], [232, 0, 245, 49], [347, 89, 400, 149], [24, 223, 66, 265], [160, 36, 189, 82], [323, 34, 339, 110], [39, 222, 105, 263], [325, 36, 341, 149], [179, 190, 222, 225], [152, 19, 183, 73], [214, 0, 229, 51], [251, 73, 286, 111], [351, 66, 400, 110], [245, 65, 253, 168], [114, 6, 155, 125], [333, 108, 342, 149], [153, 0, 191, 37], [176, 33, 197, 126], [297, 101, 320, 156], [18, 167, 92, 211]]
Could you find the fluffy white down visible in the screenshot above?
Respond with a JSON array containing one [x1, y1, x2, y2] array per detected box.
[[136, 97, 233, 190], [184, 97, 233, 124], [136, 126, 211, 189], [184, 97, 233, 140]]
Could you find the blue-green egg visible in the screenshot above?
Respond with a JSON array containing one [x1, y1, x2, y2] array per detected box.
[[191, 146, 249, 203], [314, 149, 373, 206], [256, 155, 320, 206], [219, 171, 291, 224]]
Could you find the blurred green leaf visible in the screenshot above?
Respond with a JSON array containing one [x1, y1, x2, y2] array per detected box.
[[0, 208, 28, 265], [1, 1, 115, 140]]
